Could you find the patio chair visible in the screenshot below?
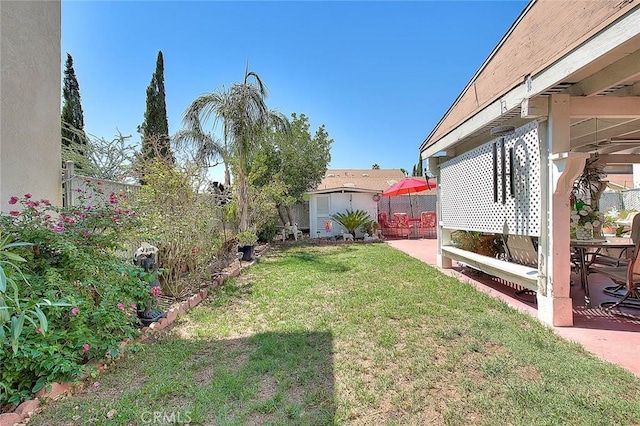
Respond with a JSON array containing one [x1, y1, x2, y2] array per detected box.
[[418, 211, 437, 238], [615, 211, 639, 233], [503, 234, 539, 302], [378, 212, 398, 238], [591, 236, 640, 314], [590, 213, 640, 270], [393, 213, 411, 238]]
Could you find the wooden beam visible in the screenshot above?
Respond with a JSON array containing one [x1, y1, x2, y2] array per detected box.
[[521, 97, 548, 118], [567, 50, 640, 96], [596, 154, 640, 164], [550, 94, 571, 154], [570, 96, 640, 118]]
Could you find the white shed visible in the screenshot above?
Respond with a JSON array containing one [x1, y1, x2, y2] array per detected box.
[[307, 169, 406, 239]]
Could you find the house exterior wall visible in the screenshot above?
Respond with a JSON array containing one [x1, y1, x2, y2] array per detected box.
[[309, 192, 378, 238], [0, 0, 62, 212], [427, 0, 632, 145]]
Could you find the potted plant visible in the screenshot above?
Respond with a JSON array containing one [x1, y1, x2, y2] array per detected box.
[[570, 200, 604, 240], [237, 228, 258, 261]]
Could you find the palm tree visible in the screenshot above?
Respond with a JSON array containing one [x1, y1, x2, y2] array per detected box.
[[173, 124, 231, 187], [182, 69, 288, 231]]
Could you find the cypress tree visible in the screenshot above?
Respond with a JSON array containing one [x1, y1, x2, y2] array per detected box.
[[140, 51, 172, 163], [61, 53, 86, 155]]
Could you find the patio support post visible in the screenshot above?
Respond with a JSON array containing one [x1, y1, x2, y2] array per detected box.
[[537, 94, 587, 326], [431, 157, 452, 268]]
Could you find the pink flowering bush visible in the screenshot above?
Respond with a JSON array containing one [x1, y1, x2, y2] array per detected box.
[[0, 186, 152, 405]]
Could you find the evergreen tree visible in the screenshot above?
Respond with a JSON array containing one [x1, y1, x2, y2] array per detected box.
[[61, 53, 86, 156], [140, 51, 172, 163]]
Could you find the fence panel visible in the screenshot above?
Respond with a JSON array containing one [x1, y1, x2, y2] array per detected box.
[[377, 194, 437, 218], [63, 161, 140, 207], [621, 188, 640, 211]]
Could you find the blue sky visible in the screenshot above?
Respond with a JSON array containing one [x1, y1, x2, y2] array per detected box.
[[62, 1, 527, 181]]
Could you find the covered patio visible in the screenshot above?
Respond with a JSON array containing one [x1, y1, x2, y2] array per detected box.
[[420, 1, 640, 326]]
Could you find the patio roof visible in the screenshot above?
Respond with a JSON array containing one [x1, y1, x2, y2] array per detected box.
[[420, 1, 640, 162]]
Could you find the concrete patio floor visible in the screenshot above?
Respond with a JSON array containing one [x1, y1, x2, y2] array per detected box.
[[386, 238, 640, 378]]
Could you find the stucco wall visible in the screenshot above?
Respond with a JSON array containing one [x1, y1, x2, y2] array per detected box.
[[0, 0, 61, 212]]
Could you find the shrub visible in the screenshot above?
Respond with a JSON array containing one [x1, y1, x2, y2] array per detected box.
[[257, 218, 278, 242], [330, 209, 372, 236], [133, 160, 223, 297], [0, 189, 149, 405]]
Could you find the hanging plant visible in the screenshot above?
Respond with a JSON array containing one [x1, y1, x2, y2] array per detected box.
[[572, 155, 606, 204]]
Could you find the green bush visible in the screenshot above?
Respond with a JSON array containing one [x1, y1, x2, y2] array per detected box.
[[257, 218, 278, 242], [133, 160, 223, 298], [0, 189, 150, 405]]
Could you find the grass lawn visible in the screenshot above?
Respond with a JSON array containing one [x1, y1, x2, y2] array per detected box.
[[30, 243, 640, 425]]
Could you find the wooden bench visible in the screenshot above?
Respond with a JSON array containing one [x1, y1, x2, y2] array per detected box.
[[442, 245, 539, 292]]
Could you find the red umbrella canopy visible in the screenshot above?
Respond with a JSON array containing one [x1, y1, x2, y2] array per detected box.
[[382, 177, 436, 197]]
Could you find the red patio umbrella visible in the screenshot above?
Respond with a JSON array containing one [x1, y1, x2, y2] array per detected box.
[[382, 177, 436, 216]]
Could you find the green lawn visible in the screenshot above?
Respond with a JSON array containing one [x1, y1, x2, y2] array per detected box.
[[30, 243, 640, 425]]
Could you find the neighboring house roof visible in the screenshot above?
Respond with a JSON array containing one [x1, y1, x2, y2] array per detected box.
[[309, 169, 407, 194]]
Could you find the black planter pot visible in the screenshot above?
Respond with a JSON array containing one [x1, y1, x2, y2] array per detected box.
[[239, 245, 255, 261], [137, 308, 165, 326]]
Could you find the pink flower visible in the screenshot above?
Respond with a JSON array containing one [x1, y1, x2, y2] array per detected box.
[[42, 199, 51, 206], [82, 231, 90, 237], [24, 193, 32, 199], [130, 303, 137, 309], [151, 286, 161, 297], [71, 307, 79, 315], [93, 381, 100, 387], [8, 196, 18, 205], [36, 327, 42, 334], [117, 303, 125, 310], [50, 224, 65, 233], [82, 343, 90, 352], [9, 211, 19, 217], [97, 181, 102, 185], [43, 214, 51, 220]]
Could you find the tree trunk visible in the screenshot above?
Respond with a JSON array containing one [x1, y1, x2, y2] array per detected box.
[[238, 174, 249, 232], [276, 204, 288, 226], [224, 164, 231, 187], [286, 205, 294, 225]]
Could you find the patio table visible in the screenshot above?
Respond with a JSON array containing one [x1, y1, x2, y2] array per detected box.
[[570, 237, 634, 307]]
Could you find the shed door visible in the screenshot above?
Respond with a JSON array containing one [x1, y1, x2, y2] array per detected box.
[[316, 196, 331, 237]]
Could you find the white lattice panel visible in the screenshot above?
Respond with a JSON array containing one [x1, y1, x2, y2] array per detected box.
[[440, 121, 541, 236]]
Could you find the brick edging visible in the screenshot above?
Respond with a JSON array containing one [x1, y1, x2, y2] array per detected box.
[[0, 257, 256, 426]]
